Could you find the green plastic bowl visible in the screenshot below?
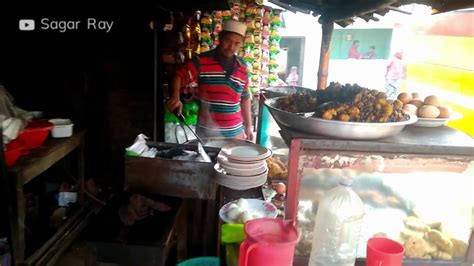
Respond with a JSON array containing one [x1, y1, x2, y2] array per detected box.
[[177, 257, 220, 266]]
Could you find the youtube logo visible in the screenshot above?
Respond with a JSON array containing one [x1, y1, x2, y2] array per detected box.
[[19, 19, 35, 31]]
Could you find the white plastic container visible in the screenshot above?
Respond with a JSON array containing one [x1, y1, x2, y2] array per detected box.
[[48, 119, 74, 138], [308, 177, 365, 266]]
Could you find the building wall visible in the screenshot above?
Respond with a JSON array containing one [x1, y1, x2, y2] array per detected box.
[[278, 10, 322, 89], [330, 29, 393, 59], [405, 10, 474, 136]]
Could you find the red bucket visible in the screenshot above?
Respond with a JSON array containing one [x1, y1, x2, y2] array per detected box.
[[17, 120, 53, 150]]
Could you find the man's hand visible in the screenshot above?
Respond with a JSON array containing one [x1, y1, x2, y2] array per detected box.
[[166, 97, 183, 115], [245, 126, 254, 142]]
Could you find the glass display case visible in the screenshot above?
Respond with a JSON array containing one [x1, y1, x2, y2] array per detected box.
[[279, 126, 474, 264]]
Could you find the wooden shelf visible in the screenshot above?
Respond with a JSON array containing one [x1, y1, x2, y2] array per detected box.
[[9, 131, 85, 186], [7, 130, 86, 265], [25, 205, 96, 266]]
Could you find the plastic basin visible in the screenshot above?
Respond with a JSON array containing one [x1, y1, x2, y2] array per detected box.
[[178, 257, 220, 266], [4, 139, 23, 167], [17, 120, 53, 150]]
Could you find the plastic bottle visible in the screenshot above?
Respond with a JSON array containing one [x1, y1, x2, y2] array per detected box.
[[308, 177, 365, 266]]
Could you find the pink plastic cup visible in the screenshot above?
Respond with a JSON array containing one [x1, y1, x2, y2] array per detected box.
[[366, 237, 404, 266]]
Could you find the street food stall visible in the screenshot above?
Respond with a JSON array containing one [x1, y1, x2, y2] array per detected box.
[[259, 81, 474, 264], [2, 0, 474, 265], [258, 3, 474, 264]]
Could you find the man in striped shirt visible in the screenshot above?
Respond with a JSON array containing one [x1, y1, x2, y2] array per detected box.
[[167, 20, 253, 140]]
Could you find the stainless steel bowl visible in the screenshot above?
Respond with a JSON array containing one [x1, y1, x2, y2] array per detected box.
[[265, 98, 418, 140]]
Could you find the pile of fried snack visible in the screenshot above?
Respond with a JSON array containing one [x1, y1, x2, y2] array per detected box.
[[276, 82, 410, 123], [267, 157, 288, 179], [397, 216, 468, 260]]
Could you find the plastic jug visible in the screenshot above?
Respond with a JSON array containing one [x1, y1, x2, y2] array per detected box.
[[308, 177, 365, 266], [238, 218, 300, 266]]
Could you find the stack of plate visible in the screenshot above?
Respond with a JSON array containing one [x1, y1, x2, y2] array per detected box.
[[214, 141, 272, 190]]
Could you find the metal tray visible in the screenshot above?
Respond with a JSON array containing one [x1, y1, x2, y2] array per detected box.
[[264, 98, 418, 140]]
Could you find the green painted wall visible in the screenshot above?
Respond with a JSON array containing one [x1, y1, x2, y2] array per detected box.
[[330, 29, 393, 59]]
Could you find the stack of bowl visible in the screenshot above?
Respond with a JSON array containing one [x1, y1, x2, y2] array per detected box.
[[214, 141, 272, 190]]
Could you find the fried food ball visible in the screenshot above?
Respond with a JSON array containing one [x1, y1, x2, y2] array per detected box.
[[337, 114, 350, 121], [393, 99, 404, 109], [322, 109, 336, 120], [382, 104, 394, 117]]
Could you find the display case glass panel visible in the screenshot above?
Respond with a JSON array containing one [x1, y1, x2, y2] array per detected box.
[[295, 150, 474, 263]]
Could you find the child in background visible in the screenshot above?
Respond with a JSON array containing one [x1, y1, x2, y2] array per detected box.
[[286, 66, 299, 86]]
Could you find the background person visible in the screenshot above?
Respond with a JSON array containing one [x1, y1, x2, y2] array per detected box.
[[385, 51, 406, 99], [362, 45, 377, 59], [285, 66, 299, 86], [348, 40, 361, 59]]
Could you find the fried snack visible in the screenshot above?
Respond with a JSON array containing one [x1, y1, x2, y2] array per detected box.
[[267, 158, 288, 179], [425, 240, 438, 254], [313, 82, 409, 123], [451, 238, 468, 259], [267, 159, 282, 177], [274, 160, 288, 178], [404, 216, 430, 232], [275, 92, 318, 113], [400, 227, 425, 240], [427, 230, 453, 253], [404, 236, 429, 259], [428, 221, 442, 231], [431, 250, 452, 260]]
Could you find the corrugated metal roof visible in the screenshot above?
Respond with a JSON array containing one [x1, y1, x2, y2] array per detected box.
[[269, 0, 474, 26]]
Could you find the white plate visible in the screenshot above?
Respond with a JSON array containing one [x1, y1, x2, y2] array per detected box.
[[221, 142, 272, 162], [411, 112, 463, 127], [217, 153, 267, 168], [214, 164, 269, 178], [219, 198, 278, 224], [214, 176, 267, 190], [214, 168, 268, 190], [215, 162, 268, 177]]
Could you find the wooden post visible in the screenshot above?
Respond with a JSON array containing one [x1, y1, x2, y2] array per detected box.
[[317, 20, 334, 90]]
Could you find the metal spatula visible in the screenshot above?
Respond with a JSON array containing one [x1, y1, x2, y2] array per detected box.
[[177, 114, 205, 145], [176, 114, 211, 162]]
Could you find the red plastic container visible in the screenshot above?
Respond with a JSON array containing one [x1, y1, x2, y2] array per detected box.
[[366, 237, 404, 266], [239, 218, 300, 266], [5, 140, 23, 167], [16, 120, 53, 150]]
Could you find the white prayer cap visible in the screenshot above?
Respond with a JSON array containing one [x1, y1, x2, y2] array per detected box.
[[222, 20, 247, 37]]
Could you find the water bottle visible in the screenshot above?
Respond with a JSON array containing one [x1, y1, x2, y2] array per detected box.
[[308, 177, 365, 266]]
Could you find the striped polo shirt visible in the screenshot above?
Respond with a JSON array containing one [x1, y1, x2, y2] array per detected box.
[[176, 50, 250, 138]]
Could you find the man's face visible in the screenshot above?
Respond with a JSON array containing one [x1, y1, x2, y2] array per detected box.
[[218, 32, 243, 58]]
